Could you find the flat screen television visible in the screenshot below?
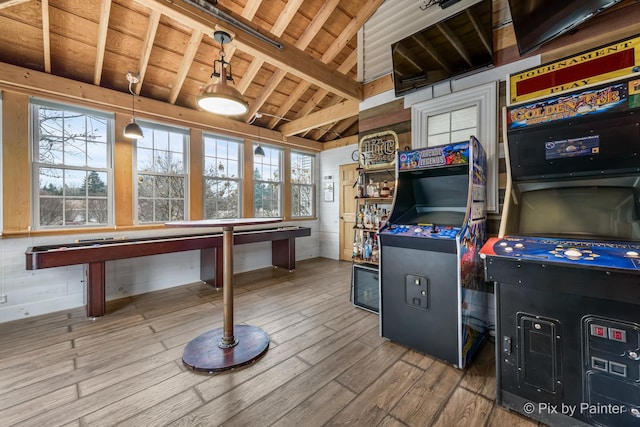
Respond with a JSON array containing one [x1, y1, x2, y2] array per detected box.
[[390, 0, 493, 97], [508, 0, 623, 55]]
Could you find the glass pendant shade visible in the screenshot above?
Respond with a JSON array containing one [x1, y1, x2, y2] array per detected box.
[[254, 144, 265, 157]]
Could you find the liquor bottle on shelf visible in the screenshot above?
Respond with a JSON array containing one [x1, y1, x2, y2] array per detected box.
[[366, 179, 376, 198], [356, 172, 365, 198], [357, 205, 364, 228], [371, 235, 379, 263], [353, 234, 361, 259], [363, 235, 372, 261], [373, 182, 380, 198], [380, 180, 391, 197]]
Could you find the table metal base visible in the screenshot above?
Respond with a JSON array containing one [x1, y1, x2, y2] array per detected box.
[[182, 324, 270, 373]]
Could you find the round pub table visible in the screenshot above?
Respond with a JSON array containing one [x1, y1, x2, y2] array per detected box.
[[165, 218, 282, 372]]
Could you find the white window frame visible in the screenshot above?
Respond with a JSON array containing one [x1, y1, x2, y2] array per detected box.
[[253, 144, 283, 218], [31, 99, 114, 229], [134, 121, 189, 224], [202, 133, 243, 219], [411, 81, 498, 212], [290, 151, 316, 218]]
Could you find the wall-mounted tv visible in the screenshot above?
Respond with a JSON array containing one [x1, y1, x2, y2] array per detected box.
[[390, 0, 493, 98], [508, 0, 623, 56]]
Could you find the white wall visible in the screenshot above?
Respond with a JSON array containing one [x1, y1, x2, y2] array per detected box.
[[318, 145, 358, 260], [0, 220, 319, 323]]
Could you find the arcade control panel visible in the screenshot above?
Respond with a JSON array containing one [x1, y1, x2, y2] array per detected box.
[[480, 236, 640, 271], [380, 224, 460, 239]]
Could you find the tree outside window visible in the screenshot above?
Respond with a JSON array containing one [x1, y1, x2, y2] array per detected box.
[[253, 144, 282, 218], [203, 135, 242, 219], [135, 123, 187, 223], [33, 102, 112, 228], [290, 151, 315, 217]]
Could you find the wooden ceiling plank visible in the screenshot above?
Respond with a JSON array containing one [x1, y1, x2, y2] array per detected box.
[[260, 0, 342, 129], [269, 0, 384, 134], [279, 99, 358, 136], [296, 0, 340, 48], [168, 29, 203, 103], [294, 48, 357, 122], [136, 8, 161, 95], [41, 0, 50, 73], [93, 0, 112, 85], [266, 81, 311, 129]]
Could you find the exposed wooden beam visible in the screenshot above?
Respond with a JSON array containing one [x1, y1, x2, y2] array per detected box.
[[136, 8, 161, 95], [41, 0, 50, 73], [134, 0, 362, 101], [168, 29, 203, 103], [0, 61, 322, 152], [93, 0, 112, 85], [279, 99, 358, 136], [0, 0, 30, 9]]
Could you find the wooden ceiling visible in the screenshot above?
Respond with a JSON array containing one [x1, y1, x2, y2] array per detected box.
[[0, 0, 384, 144]]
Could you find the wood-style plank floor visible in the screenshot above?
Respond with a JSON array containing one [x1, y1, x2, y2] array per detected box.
[[0, 258, 543, 426]]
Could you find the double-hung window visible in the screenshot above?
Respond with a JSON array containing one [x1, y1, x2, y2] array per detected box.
[[290, 151, 315, 218], [253, 144, 282, 218], [203, 134, 242, 218], [32, 101, 113, 228], [135, 122, 188, 223]]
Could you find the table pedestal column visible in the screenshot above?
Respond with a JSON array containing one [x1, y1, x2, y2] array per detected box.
[[182, 226, 270, 372]]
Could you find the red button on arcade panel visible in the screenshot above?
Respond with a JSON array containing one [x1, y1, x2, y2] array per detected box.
[[608, 328, 627, 343], [590, 324, 608, 338]]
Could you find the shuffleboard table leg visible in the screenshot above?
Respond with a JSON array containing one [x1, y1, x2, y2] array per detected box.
[[86, 261, 106, 317]]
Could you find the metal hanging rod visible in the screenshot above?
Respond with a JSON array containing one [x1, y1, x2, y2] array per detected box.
[[185, 0, 284, 50]]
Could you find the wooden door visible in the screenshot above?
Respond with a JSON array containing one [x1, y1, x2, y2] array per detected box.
[[339, 163, 358, 261]]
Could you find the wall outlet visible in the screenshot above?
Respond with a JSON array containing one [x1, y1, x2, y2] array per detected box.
[[0, 294, 6, 304]]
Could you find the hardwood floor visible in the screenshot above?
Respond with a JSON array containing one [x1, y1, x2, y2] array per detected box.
[[0, 258, 542, 426]]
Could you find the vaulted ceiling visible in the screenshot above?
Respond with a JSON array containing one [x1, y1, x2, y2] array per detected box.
[[0, 0, 385, 144]]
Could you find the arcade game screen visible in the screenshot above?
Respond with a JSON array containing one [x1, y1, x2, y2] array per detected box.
[[392, 169, 469, 227], [517, 186, 640, 241]]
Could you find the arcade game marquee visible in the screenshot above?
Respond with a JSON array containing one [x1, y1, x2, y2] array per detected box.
[[379, 137, 490, 369], [480, 77, 640, 427]]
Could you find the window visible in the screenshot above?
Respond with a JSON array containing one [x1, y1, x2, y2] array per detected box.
[[32, 101, 113, 228], [426, 106, 477, 147], [411, 81, 498, 212], [203, 134, 242, 218], [135, 122, 188, 223], [290, 151, 315, 217], [253, 144, 282, 218]]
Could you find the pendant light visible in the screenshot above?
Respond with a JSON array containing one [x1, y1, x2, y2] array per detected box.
[[196, 31, 248, 116], [123, 72, 144, 139], [254, 144, 265, 157]]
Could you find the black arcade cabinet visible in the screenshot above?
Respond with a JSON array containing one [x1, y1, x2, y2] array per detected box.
[[379, 137, 489, 368], [480, 77, 640, 427]]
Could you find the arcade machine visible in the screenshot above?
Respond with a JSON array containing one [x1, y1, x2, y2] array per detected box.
[[480, 77, 640, 427], [379, 137, 489, 368]]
